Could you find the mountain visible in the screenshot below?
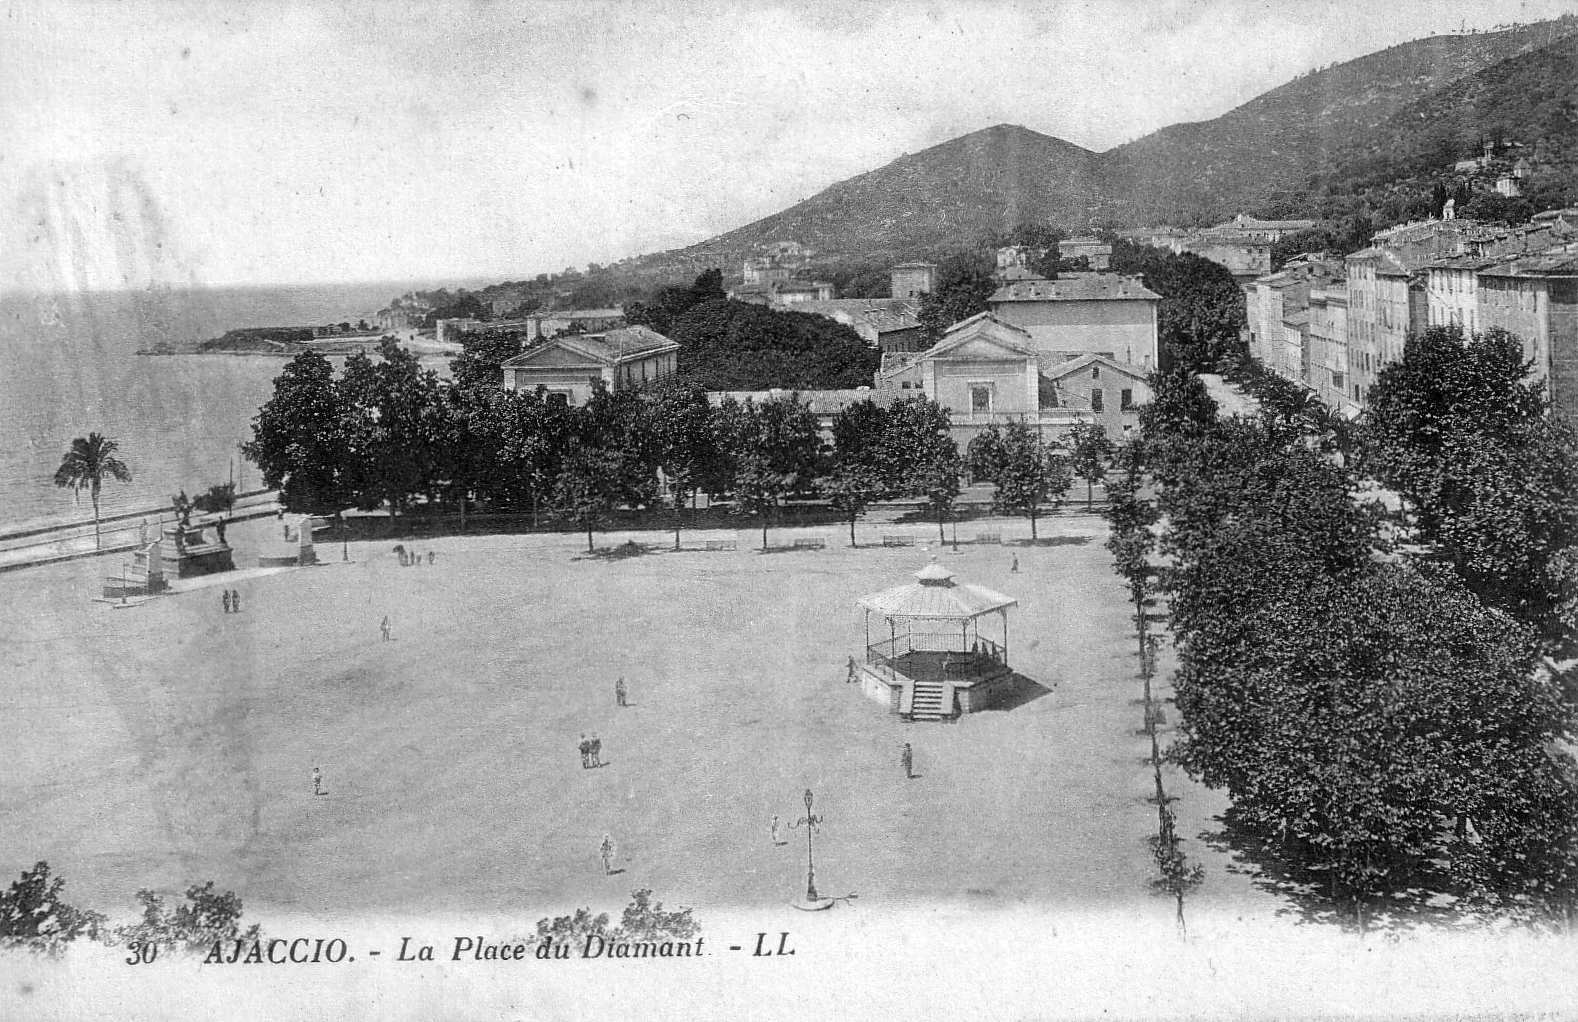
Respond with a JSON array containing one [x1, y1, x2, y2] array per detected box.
[[653, 17, 1578, 268], [1320, 30, 1578, 201], [1101, 17, 1578, 224], [682, 124, 1101, 259]]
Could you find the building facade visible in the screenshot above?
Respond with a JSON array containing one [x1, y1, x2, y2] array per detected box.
[[499, 326, 679, 404], [987, 273, 1161, 369], [891, 262, 938, 299]]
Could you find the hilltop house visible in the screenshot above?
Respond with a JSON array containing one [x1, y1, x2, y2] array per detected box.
[[500, 326, 679, 404]]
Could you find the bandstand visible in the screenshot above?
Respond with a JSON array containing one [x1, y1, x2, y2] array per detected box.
[[855, 560, 1018, 721]]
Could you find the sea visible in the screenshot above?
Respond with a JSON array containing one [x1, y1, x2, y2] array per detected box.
[[0, 281, 477, 532]]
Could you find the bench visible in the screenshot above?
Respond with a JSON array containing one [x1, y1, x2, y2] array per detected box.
[[792, 537, 827, 550], [703, 539, 738, 552], [881, 534, 916, 547], [974, 532, 1002, 545]]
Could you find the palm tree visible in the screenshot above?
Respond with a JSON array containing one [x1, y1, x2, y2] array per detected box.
[[53, 432, 132, 548]]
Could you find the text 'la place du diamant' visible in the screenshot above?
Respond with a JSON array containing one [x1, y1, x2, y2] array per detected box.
[[200, 932, 799, 965]]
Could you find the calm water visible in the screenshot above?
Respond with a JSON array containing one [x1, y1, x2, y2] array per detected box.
[[0, 282, 465, 531]]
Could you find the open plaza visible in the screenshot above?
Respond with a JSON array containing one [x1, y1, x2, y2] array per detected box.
[[1, 510, 1276, 926]]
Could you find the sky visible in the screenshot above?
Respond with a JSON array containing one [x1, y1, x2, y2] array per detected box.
[[4, 0, 1576, 291]]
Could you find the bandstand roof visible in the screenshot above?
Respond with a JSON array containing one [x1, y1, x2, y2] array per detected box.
[[857, 561, 1018, 622]]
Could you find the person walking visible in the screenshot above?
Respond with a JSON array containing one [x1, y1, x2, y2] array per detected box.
[[615, 676, 627, 707], [578, 734, 590, 769], [231, 589, 241, 613], [312, 766, 327, 797], [380, 615, 391, 642], [600, 834, 616, 875], [427, 551, 434, 566], [770, 814, 783, 846], [1010, 553, 1019, 573], [589, 734, 603, 768], [222, 589, 232, 614], [900, 742, 914, 780]]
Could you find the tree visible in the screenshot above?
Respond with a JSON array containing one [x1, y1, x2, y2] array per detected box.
[[885, 397, 961, 544], [245, 351, 349, 518], [824, 400, 893, 546], [551, 384, 658, 552], [1139, 369, 1219, 437], [967, 422, 1071, 541], [1108, 241, 1247, 371], [668, 299, 879, 390], [449, 329, 526, 394], [0, 861, 105, 954], [646, 383, 721, 550], [115, 881, 260, 953], [1360, 325, 1578, 651], [53, 432, 132, 548], [720, 395, 823, 550], [625, 269, 727, 336], [1066, 421, 1113, 509], [337, 339, 447, 520], [916, 251, 997, 344]]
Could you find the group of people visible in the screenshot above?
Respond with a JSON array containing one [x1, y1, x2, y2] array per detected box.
[[220, 588, 243, 614], [578, 733, 604, 768], [396, 549, 435, 568]]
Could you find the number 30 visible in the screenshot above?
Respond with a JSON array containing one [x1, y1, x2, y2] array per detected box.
[[125, 941, 158, 965]]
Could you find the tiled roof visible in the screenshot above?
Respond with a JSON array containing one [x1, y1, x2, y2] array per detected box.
[[989, 273, 1160, 303], [1480, 251, 1578, 277], [499, 326, 677, 368]]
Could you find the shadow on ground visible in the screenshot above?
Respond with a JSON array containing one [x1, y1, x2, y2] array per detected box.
[[979, 674, 1054, 712], [1197, 809, 1489, 932]]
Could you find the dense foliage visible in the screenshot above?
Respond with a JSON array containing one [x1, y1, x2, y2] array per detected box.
[[1360, 325, 1578, 653], [1108, 242, 1247, 372], [667, 297, 880, 391], [1116, 362, 1578, 928], [249, 347, 964, 552]]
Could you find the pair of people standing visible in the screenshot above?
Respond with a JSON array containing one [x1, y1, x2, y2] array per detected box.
[[578, 733, 603, 769], [221, 589, 242, 614]]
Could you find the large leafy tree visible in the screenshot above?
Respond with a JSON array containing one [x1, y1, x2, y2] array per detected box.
[[336, 339, 448, 518], [823, 399, 893, 546], [720, 395, 824, 551], [668, 299, 878, 390], [1108, 241, 1247, 371], [1066, 421, 1113, 509], [53, 431, 132, 549], [1360, 325, 1578, 652], [449, 328, 526, 395], [916, 251, 997, 344], [551, 384, 658, 552], [646, 383, 723, 549], [884, 397, 961, 543], [966, 422, 1071, 541], [246, 351, 351, 518]]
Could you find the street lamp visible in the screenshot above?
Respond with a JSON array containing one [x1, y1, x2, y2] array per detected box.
[[791, 788, 827, 908]]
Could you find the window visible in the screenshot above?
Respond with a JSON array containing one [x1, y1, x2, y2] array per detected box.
[[547, 390, 571, 407], [970, 385, 992, 416], [1091, 388, 1104, 413], [1120, 388, 1133, 410], [1091, 365, 1101, 379]]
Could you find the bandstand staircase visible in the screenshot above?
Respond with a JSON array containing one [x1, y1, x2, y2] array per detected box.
[[906, 679, 951, 722]]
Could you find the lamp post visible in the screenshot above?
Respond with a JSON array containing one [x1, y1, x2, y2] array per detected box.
[[791, 788, 823, 904]]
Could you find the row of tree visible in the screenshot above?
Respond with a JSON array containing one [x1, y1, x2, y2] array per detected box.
[[1111, 338, 1578, 927], [249, 337, 1124, 552]]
